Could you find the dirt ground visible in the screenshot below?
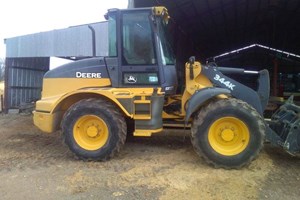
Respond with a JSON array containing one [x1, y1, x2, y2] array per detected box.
[[0, 114, 299, 200]]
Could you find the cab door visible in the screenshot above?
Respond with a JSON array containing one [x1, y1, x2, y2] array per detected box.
[[119, 10, 160, 87]]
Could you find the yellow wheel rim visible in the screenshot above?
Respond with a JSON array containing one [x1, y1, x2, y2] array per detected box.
[[208, 117, 250, 156], [73, 115, 109, 151]]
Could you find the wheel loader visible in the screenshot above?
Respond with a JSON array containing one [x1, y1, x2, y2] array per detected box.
[[33, 7, 300, 169]]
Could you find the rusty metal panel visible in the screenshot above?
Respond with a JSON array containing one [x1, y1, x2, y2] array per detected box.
[[4, 58, 49, 111], [5, 22, 108, 58]]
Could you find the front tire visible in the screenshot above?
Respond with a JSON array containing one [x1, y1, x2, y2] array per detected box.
[[62, 98, 127, 161], [191, 98, 265, 169]]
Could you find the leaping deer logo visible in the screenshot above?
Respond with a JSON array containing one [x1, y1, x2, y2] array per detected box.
[[127, 75, 137, 83]]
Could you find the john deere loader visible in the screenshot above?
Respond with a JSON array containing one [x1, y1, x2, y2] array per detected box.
[[33, 7, 300, 169]]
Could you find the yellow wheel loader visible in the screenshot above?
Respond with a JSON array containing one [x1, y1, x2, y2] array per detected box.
[[33, 7, 299, 169]]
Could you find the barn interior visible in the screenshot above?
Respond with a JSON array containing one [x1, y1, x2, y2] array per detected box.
[[131, 0, 300, 99]]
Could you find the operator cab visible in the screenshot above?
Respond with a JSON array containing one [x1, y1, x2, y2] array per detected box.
[[105, 7, 178, 95]]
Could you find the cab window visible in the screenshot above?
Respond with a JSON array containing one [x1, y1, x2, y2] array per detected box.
[[122, 11, 156, 65]]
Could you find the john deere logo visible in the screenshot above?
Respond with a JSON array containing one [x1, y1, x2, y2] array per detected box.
[[76, 72, 102, 78], [127, 75, 137, 83]]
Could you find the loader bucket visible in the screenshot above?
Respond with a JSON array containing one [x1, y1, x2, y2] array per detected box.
[[267, 96, 300, 155]]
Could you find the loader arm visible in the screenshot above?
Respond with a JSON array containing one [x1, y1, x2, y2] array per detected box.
[[182, 58, 270, 124], [201, 65, 270, 115]]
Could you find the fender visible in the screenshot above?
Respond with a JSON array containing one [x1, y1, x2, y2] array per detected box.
[[55, 89, 132, 116], [185, 87, 231, 123], [36, 89, 132, 117]]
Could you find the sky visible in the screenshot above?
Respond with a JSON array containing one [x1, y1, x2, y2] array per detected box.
[[0, 0, 128, 60]]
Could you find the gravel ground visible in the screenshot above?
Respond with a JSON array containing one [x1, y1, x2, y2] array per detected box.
[[0, 114, 299, 200]]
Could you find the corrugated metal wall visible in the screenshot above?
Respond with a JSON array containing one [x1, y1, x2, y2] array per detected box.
[[5, 22, 108, 58], [4, 58, 49, 111]]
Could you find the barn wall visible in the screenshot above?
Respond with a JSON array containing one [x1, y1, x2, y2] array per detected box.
[[4, 57, 49, 112]]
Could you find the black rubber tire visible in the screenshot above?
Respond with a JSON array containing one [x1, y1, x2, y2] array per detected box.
[[191, 98, 265, 169], [62, 98, 127, 161]]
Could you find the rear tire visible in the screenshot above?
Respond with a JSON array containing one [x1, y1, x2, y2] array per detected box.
[[191, 98, 265, 169], [62, 98, 127, 161]]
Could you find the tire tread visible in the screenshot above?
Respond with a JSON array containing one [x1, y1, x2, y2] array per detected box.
[[191, 98, 265, 169], [61, 98, 126, 161]]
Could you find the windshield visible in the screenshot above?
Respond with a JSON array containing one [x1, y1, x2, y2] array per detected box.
[[157, 18, 175, 65]]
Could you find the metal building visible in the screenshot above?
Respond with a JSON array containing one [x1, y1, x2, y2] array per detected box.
[[4, 22, 108, 112]]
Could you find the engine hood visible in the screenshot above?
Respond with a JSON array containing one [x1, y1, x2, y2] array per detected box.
[[44, 57, 109, 79]]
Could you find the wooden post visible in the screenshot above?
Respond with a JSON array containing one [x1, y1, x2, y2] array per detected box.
[[0, 95, 3, 113]]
